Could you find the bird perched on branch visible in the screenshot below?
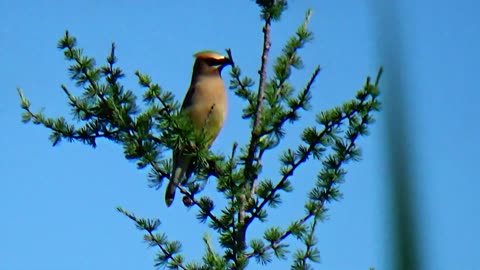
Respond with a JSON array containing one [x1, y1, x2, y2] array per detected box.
[[165, 51, 233, 207]]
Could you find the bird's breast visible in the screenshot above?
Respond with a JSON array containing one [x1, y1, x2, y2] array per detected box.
[[184, 76, 228, 143]]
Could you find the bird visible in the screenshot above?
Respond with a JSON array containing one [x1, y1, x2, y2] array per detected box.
[[165, 50, 233, 207]]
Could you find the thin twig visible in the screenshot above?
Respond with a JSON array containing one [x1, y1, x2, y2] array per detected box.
[[23, 107, 118, 141], [147, 233, 188, 270], [298, 217, 318, 267], [273, 10, 313, 101], [228, 142, 240, 266], [226, 49, 254, 107], [260, 66, 320, 137], [118, 208, 188, 270]]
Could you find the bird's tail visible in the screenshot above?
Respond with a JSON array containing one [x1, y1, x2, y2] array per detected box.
[[165, 181, 177, 207], [165, 155, 191, 207]]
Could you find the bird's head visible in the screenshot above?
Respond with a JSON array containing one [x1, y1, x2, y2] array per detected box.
[[193, 50, 233, 76]]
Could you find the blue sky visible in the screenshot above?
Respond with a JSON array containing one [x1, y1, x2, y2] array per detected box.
[[1, 1, 478, 269]]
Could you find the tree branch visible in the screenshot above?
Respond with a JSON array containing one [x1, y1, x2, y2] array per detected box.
[[246, 85, 380, 258]]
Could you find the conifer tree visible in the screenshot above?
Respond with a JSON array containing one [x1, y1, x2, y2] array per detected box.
[[18, 1, 382, 269]]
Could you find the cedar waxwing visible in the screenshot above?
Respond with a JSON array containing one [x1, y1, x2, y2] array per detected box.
[[165, 51, 233, 207]]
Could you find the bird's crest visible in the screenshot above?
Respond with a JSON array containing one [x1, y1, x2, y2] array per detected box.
[[194, 50, 226, 60]]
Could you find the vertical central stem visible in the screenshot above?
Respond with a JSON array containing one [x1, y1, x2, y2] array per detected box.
[[238, 16, 272, 252]]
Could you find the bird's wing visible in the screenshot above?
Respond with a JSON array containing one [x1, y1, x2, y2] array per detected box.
[[181, 85, 196, 110]]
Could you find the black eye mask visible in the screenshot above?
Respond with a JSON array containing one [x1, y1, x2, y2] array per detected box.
[[205, 58, 229, 67]]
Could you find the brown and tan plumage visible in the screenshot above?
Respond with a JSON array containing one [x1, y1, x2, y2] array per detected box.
[[165, 51, 232, 207]]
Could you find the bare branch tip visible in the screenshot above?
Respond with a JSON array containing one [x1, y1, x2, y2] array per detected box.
[[304, 9, 314, 27], [375, 66, 384, 87], [16, 88, 24, 97], [225, 48, 236, 68]]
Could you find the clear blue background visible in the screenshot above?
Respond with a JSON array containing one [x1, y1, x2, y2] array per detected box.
[[1, 1, 478, 269]]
